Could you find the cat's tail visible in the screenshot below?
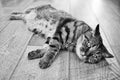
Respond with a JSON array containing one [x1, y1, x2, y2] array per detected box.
[[9, 12, 25, 21]]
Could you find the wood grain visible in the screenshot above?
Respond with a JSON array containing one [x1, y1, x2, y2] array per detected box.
[[0, 21, 32, 80], [0, 0, 34, 80]]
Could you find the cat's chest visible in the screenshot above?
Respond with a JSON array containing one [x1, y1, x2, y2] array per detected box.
[[61, 22, 76, 41], [60, 22, 77, 50]]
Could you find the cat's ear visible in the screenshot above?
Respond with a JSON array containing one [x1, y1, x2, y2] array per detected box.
[[94, 24, 100, 36], [101, 44, 114, 58], [102, 50, 114, 58]]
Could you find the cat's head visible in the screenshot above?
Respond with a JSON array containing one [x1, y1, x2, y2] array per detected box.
[[84, 24, 114, 63]]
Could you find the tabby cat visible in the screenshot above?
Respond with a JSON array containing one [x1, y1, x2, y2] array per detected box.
[[9, 4, 114, 69]]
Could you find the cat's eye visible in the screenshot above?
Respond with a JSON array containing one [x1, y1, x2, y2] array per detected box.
[[91, 44, 96, 47], [96, 51, 101, 54]]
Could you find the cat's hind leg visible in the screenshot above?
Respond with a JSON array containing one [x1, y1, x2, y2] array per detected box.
[[9, 12, 25, 21]]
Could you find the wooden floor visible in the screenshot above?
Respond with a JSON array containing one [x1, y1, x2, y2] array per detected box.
[[0, 0, 120, 80]]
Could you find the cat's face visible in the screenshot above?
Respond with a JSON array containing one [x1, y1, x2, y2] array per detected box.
[[84, 24, 114, 63]]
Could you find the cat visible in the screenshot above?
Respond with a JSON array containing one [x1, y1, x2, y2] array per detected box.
[[28, 18, 114, 69], [9, 4, 114, 69]]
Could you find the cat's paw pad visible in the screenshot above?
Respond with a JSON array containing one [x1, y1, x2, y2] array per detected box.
[[28, 49, 44, 60], [39, 59, 51, 69]]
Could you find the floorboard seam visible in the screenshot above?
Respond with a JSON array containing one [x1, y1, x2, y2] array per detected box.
[[8, 33, 33, 80]]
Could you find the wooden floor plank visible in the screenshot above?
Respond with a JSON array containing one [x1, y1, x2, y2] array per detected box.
[[10, 46, 69, 80], [0, 0, 34, 80], [0, 21, 32, 80]]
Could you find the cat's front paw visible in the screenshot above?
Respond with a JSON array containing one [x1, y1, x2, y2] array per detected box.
[[84, 55, 103, 64], [28, 49, 44, 60], [39, 59, 52, 69]]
